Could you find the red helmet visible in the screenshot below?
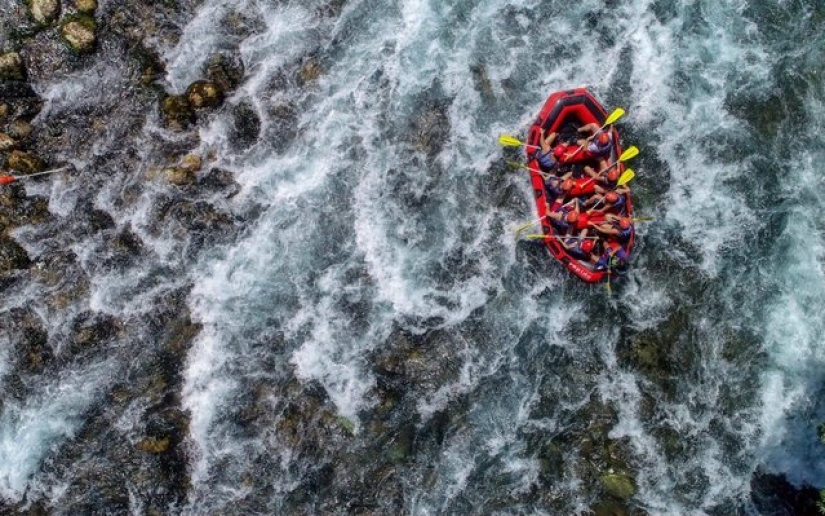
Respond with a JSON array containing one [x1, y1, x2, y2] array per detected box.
[[605, 192, 619, 203], [598, 132, 610, 145], [553, 145, 566, 159], [581, 240, 594, 253], [566, 211, 579, 223], [561, 179, 574, 191], [607, 169, 619, 182], [619, 218, 631, 230]]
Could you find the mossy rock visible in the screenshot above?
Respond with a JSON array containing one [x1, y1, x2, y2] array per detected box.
[[8, 150, 44, 173], [74, 0, 97, 13], [160, 95, 194, 131], [0, 52, 26, 81], [137, 436, 170, 454], [186, 80, 223, 109], [600, 472, 636, 500], [61, 15, 97, 53], [28, 0, 61, 25]]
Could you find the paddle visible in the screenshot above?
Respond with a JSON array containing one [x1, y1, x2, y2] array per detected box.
[[0, 165, 72, 185], [498, 134, 540, 151], [506, 161, 552, 179], [617, 168, 635, 186], [514, 198, 579, 237], [523, 234, 600, 241], [567, 108, 626, 159], [580, 146, 639, 188]]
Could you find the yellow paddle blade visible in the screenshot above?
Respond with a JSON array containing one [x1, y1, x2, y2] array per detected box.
[[498, 134, 526, 147], [604, 108, 626, 126], [619, 146, 639, 162], [632, 216, 655, 222], [617, 168, 635, 186], [523, 233, 548, 240]]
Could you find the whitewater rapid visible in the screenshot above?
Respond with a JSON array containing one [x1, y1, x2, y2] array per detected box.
[[1, 0, 824, 514]]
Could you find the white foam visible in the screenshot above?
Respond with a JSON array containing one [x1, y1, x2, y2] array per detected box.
[[0, 362, 111, 502]]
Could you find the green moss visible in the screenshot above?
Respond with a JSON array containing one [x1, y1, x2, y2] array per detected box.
[[600, 472, 636, 500]]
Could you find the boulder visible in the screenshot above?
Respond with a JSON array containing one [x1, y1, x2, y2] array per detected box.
[[29, 0, 61, 24], [0, 133, 15, 151], [61, 15, 97, 53], [0, 52, 26, 81], [185, 80, 222, 109], [8, 150, 44, 174], [75, 0, 97, 13], [164, 167, 195, 186], [160, 95, 194, 131], [8, 119, 34, 140]]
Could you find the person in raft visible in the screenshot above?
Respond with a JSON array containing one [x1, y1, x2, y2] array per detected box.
[[582, 187, 629, 214], [577, 123, 613, 159], [592, 245, 631, 274], [589, 213, 634, 244], [547, 201, 579, 237], [561, 237, 595, 261], [534, 129, 568, 172]]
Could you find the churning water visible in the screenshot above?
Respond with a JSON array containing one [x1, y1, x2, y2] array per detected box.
[[1, 0, 824, 514]]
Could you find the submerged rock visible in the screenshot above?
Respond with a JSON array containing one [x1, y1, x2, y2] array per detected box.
[[228, 100, 261, 150], [0, 82, 43, 120], [0, 236, 31, 272], [296, 58, 322, 86], [61, 15, 97, 53], [203, 52, 245, 93], [186, 80, 223, 109], [0, 52, 26, 81], [29, 0, 61, 24], [8, 150, 44, 173]]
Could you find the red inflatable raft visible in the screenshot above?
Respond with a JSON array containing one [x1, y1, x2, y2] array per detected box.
[[525, 88, 634, 283]]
